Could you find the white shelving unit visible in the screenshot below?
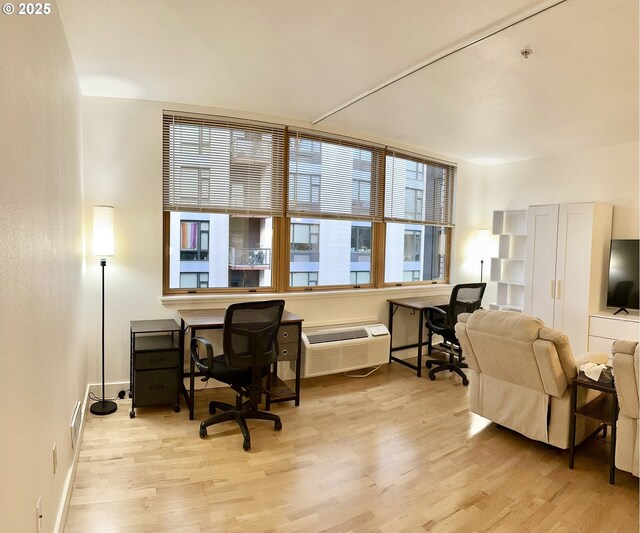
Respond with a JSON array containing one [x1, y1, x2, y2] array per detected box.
[[489, 210, 527, 312]]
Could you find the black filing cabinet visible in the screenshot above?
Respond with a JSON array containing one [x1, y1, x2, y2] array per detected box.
[[129, 319, 181, 418]]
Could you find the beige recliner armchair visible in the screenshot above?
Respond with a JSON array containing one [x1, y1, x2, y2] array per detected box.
[[612, 339, 639, 476], [455, 309, 602, 449]]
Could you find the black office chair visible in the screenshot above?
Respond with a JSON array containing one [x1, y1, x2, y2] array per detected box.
[[190, 300, 285, 451], [424, 283, 486, 386]]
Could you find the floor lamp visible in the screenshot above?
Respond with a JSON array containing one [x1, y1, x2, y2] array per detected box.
[[90, 205, 117, 416], [476, 229, 491, 283]]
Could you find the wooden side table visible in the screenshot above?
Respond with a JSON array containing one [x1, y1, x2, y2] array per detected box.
[[568, 367, 619, 484]]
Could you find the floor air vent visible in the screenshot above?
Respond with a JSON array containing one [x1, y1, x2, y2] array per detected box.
[[302, 324, 389, 377]]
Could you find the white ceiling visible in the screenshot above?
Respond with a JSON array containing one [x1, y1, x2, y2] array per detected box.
[[57, 0, 638, 164]]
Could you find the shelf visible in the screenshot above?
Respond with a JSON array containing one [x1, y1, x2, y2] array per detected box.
[[576, 392, 616, 424], [491, 209, 527, 313], [268, 376, 296, 403], [134, 334, 179, 352]]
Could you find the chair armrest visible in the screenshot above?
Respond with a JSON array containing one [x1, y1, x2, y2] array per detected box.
[[190, 336, 214, 374], [575, 351, 610, 366], [425, 305, 449, 332]]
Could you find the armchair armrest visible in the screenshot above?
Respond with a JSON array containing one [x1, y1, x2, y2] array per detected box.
[[575, 351, 610, 366], [613, 346, 639, 419]]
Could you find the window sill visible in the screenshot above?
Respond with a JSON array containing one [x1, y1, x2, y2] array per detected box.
[[160, 283, 451, 307]]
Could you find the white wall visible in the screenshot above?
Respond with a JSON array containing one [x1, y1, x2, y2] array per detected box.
[[82, 95, 640, 389], [451, 142, 640, 304], [0, 11, 86, 533]]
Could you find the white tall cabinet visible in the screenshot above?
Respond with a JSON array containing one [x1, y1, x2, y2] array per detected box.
[[524, 203, 613, 354]]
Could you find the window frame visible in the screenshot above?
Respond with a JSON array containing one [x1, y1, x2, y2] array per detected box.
[[162, 113, 454, 295]]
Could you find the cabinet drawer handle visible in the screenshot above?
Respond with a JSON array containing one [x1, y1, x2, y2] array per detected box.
[[282, 331, 289, 338], [281, 349, 288, 356]]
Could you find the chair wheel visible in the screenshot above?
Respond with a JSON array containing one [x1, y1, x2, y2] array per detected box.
[[243, 439, 251, 451], [426, 361, 433, 369], [174, 405, 180, 413], [199, 427, 207, 439], [275, 419, 282, 431], [428, 372, 436, 381], [129, 410, 135, 419], [462, 378, 469, 386]]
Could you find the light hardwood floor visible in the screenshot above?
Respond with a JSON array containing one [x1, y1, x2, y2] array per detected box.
[[65, 363, 639, 532]]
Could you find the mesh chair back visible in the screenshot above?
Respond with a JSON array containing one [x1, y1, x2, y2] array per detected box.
[[223, 300, 285, 370], [449, 283, 486, 326]]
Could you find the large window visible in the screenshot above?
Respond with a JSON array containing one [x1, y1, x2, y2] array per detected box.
[[163, 113, 284, 292], [163, 113, 455, 294], [286, 130, 383, 289], [384, 149, 454, 284]]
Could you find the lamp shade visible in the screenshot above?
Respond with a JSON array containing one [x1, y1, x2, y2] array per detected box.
[[93, 205, 114, 257]]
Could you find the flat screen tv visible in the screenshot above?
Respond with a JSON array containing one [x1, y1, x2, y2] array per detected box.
[[606, 239, 640, 314]]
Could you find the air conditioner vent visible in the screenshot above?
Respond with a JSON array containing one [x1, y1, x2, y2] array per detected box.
[[306, 328, 368, 344], [301, 324, 389, 377]]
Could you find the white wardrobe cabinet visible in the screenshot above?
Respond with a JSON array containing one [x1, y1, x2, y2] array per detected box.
[[524, 203, 613, 354]]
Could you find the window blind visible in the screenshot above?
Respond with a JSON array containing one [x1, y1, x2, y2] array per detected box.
[[384, 149, 456, 226], [287, 129, 384, 222], [163, 112, 286, 216]]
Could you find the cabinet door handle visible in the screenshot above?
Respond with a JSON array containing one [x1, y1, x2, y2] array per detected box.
[[556, 280, 562, 299], [550, 280, 555, 299]]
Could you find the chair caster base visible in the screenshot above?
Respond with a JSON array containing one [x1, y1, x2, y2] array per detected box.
[[129, 410, 135, 419], [199, 427, 207, 439], [275, 419, 282, 431], [243, 439, 251, 451]]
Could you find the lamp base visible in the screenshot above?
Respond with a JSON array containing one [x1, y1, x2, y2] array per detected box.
[[90, 399, 118, 416]]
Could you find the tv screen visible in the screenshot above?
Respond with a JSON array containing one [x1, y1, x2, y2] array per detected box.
[[606, 239, 640, 312]]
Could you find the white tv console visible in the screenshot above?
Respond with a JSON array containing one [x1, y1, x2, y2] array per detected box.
[[588, 309, 640, 353]]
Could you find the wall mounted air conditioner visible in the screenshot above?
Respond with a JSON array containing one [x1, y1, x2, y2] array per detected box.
[[301, 323, 390, 378]]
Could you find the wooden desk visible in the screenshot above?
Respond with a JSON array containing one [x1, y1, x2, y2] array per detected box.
[[179, 308, 304, 420], [388, 295, 449, 377]]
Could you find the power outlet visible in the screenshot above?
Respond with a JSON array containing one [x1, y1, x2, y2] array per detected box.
[[35, 496, 43, 533], [52, 442, 57, 475]]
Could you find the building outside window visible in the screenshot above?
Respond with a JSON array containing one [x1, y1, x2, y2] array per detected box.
[[403, 229, 422, 261], [180, 272, 209, 288], [290, 223, 320, 262], [290, 271, 318, 286], [402, 270, 420, 282], [350, 271, 371, 284], [180, 220, 209, 261]]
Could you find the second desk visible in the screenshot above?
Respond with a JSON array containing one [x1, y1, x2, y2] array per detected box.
[[179, 308, 303, 420], [388, 295, 449, 377]]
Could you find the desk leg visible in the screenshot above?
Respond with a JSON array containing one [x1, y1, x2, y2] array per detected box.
[[294, 324, 302, 406], [188, 326, 196, 421], [416, 310, 423, 377], [568, 383, 577, 469], [388, 302, 394, 364], [610, 394, 618, 484]]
